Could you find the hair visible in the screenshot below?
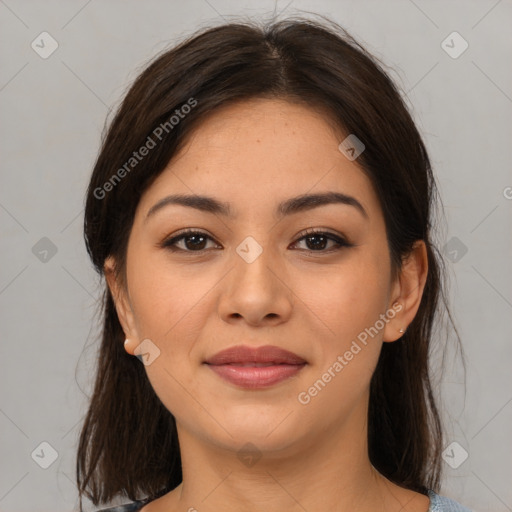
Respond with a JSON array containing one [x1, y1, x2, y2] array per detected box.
[[78, 13, 459, 510]]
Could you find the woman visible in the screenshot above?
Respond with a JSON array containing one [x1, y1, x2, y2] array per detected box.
[[77, 15, 471, 512]]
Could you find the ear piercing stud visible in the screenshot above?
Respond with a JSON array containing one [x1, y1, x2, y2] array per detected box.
[[399, 328, 405, 333]]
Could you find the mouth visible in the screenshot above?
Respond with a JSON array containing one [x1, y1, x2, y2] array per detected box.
[[203, 345, 307, 389]]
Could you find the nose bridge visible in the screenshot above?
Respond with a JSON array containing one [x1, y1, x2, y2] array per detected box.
[[218, 233, 292, 325], [235, 234, 275, 289]]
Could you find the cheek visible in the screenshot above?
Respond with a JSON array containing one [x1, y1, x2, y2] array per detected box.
[[292, 248, 391, 398], [294, 252, 391, 344], [126, 249, 220, 360], [125, 254, 213, 416], [293, 262, 388, 420]]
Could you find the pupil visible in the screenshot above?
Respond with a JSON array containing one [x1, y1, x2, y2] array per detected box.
[[307, 234, 326, 250], [187, 235, 206, 250]]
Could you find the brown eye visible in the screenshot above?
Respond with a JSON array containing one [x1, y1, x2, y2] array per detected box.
[[292, 230, 352, 252], [162, 230, 219, 252]]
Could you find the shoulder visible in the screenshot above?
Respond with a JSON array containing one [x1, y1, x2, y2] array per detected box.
[[96, 498, 150, 512], [427, 489, 473, 512]]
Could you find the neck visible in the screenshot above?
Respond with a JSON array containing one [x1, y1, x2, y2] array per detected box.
[[164, 401, 416, 512]]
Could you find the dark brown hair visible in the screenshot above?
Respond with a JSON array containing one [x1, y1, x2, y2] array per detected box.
[[78, 14, 457, 510]]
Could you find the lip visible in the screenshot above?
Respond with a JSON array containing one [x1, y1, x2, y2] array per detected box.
[[203, 345, 307, 389], [204, 345, 307, 365]]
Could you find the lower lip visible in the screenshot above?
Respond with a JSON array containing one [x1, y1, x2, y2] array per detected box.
[[206, 363, 306, 389]]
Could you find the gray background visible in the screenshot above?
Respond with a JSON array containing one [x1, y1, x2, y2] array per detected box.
[[1, 1, 511, 511]]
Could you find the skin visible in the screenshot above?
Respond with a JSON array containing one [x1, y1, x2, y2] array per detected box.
[[105, 98, 429, 512]]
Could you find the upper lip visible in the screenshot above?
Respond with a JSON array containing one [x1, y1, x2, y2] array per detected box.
[[204, 345, 307, 365]]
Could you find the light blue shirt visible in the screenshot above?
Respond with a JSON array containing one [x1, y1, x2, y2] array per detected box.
[[427, 489, 472, 511]]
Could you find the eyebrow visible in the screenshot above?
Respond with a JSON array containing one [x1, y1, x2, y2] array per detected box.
[[145, 191, 368, 223]]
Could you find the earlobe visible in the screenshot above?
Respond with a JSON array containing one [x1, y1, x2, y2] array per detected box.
[[383, 240, 428, 342], [103, 256, 139, 353]]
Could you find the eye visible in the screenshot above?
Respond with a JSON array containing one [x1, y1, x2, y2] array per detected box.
[[291, 229, 352, 253], [161, 229, 220, 252]]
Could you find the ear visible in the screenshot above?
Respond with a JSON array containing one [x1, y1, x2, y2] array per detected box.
[[383, 240, 428, 342], [104, 255, 140, 354]]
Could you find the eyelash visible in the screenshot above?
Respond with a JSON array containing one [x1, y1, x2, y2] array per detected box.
[[160, 228, 353, 254]]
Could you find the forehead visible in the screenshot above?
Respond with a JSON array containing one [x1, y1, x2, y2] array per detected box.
[[180, 97, 343, 163], [137, 98, 381, 222]]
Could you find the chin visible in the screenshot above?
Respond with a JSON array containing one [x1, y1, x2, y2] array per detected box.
[[210, 411, 306, 452]]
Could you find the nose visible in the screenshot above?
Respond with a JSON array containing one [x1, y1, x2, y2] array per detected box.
[[218, 237, 293, 327]]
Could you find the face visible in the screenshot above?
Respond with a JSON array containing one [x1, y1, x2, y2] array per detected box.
[[106, 98, 423, 456]]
